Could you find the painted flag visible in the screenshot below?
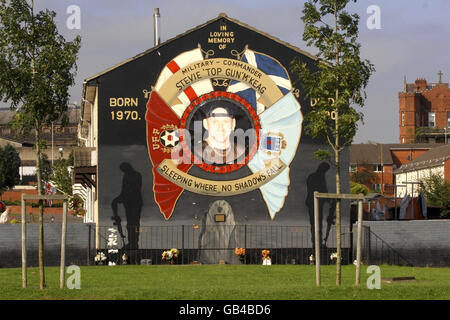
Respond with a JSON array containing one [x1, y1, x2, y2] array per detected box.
[[146, 90, 193, 220], [227, 48, 292, 114], [261, 135, 281, 152], [154, 47, 214, 118], [247, 92, 303, 219]]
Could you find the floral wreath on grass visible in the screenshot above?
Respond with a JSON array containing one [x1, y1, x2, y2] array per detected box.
[[162, 248, 179, 264]]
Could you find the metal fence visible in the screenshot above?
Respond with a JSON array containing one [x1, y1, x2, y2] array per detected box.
[[95, 225, 354, 265]]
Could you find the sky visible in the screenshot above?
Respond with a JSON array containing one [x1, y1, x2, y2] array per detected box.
[[16, 0, 450, 144]]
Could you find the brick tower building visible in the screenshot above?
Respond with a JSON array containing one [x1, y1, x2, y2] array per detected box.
[[399, 72, 450, 144]]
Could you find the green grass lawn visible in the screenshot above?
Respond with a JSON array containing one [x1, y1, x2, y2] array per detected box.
[[0, 265, 448, 300]]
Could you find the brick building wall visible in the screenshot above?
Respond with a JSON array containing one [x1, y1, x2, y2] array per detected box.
[[399, 92, 421, 143], [350, 144, 437, 196], [0, 188, 37, 202], [390, 148, 429, 168], [445, 158, 450, 181], [399, 77, 450, 144]]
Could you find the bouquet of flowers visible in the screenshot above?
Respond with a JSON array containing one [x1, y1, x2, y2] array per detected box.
[[261, 249, 271, 265], [69, 195, 85, 217], [330, 252, 338, 261], [94, 252, 107, 265], [162, 248, 179, 264], [234, 248, 246, 263], [330, 252, 342, 263], [261, 249, 270, 260]]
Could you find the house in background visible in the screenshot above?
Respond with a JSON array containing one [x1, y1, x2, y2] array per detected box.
[[349, 143, 439, 196], [399, 73, 450, 144], [394, 144, 450, 197]]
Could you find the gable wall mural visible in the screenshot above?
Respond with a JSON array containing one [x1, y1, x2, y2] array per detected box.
[[89, 16, 350, 252]]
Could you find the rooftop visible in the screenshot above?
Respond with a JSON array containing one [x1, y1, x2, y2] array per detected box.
[[394, 144, 450, 173], [402, 73, 449, 93], [350, 143, 440, 165]]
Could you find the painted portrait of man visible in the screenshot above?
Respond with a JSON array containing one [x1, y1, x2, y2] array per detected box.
[[200, 101, 246, 165]]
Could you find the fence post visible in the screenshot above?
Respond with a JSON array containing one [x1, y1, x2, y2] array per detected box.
[[182, 225, 185, 265], [21, 195, 27, 289], [365, 226, 371, 265], [355, 198, 363, 286], [60, 200, 68, 289], [244, 224, 247, 248], [314, 192, 320, 286]]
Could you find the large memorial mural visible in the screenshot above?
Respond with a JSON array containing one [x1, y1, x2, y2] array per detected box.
[[147, 47, 302, 221], [90, 15, 350, 254]]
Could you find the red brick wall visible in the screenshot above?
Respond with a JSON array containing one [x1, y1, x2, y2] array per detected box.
[[422, 86, 450, 128], [0, 189, 37, 202], [390, 149, 429, 168], [399, 93, 420, 143], [445, 158, 450, 182], [381, 164, 394, 196], [399, 80, 450, 143], [351, 164, 394, 195]]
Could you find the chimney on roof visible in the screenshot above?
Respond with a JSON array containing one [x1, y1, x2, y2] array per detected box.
[[414, 78, 427, 91], [153, 8, 161, 47]]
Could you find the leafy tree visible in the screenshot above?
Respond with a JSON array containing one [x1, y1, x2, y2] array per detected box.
[[351, 163, 378, 189], [0, 0, 81, 289], [291, 0, 375, 285], [0, 144, 21, 194], [50, 150, 74, 196], [350, 181, 369, 196], [419, 174, 450, 218]]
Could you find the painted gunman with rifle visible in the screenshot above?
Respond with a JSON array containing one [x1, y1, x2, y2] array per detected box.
[[111, 162, 143, 253]]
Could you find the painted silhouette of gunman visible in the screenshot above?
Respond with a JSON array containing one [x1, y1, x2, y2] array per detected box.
[[111, 162, 143, 250]]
